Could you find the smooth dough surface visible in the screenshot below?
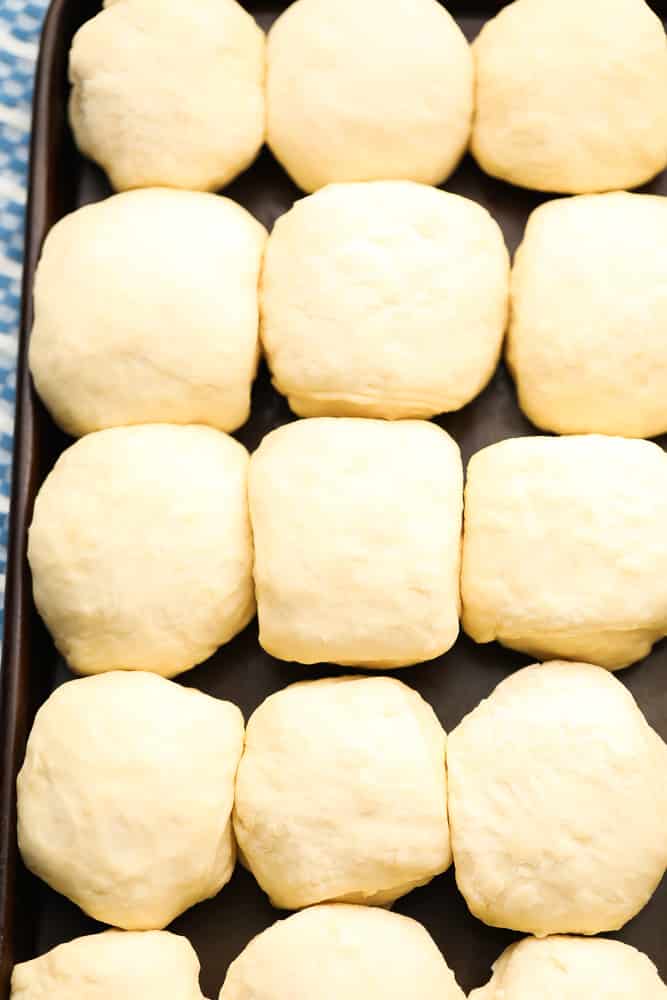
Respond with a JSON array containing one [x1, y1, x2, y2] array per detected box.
[[448, 661, 667, 936], [461, 435, 667, 669], [17, 672, 244, 929], [261, 182, 509, 419], [29, 190, 266, 437], [219, 904, 465, 1000], [470, 935, 667, 999], [507, 192, 667, 437], [234, 676, 451, 909], [472, 0, 667, 192], [69, 0, 265, 191], [249, 418, 463, 666], [266, 0, 473, 192], [28, 425, 254, 677], [11, 930, 205, 1000]]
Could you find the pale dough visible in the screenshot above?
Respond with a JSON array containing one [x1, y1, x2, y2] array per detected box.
[[248, 418, 463, 666], [69, 0, 265, 191], [447, 661, 667, 937], [11, 930, 205, 1000], [472, 0, 667, 193], [234, 676, 450, 909], [461, 435, 667, 669], [261, 182, 509, 419], [219, 904, 465, 1000], [508, 192, 667, 437], [17, 672, 244, 929], [470, 935, 667, 999], [29, 189, 266, 437], [28, 425, 254, 677], [266, 0, 473, 192]]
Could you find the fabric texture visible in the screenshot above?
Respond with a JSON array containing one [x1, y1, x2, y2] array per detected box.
[[0, 0, 48, 628]]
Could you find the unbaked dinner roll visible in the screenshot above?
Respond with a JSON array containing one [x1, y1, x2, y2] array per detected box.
[[219, 904, 465, 1000], [261, 183, 509, 419], [447, 661, 667, 936], [69, 0, 265, 191], [249, 418, 463, 667], [472, 0, 667, 193], [448, 661, 667, 937], [11, 930, 205, 1000], [470, 935, 667, 999], [28, 425, 253, 677], [29, 190, 266, 437], [17, 672, 244, 929], [508, 192, 667, 437], [461, 435, 667, 669], [234, 676, 450, 909], [266, 0, 473, 192]]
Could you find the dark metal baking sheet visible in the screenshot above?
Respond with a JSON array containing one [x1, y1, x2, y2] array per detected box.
[[1, 1, 667, 996]]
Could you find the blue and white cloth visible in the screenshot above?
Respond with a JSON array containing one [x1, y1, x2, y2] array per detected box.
[[0, 0, 48, 625]]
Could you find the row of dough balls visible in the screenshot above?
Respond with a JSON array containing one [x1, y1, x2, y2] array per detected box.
[[31, 184, 667, 440], [68, 0, 667, 196], [27, 421, 667, 678], [16, 666, 667, 937], [11, 916, 667, 999]]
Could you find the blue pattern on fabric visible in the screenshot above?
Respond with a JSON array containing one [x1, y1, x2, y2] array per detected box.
[[0, 0, 49, 633]]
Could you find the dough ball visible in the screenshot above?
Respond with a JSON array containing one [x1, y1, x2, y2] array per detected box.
[[249, 418, 463, 666], [219, 904, 465, 1000], [29, 190, 266, 437], [448, 661, 667, 936], [17, 672, 244, 929], [470, 935, 667, 999], [69, 0, 265, 191], [507, 192, 667, 438], [28, 425, 253, 677], [266, 0, 473, 192], [461, 435, 667, 669], [472, 0, 667, 193], [234, 676, 450, 909], [11, 930, 205, 1000], [261, 182, 509, 419]]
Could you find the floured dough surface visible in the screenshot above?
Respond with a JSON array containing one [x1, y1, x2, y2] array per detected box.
[[234, 676, 451, 909], [508, 192, 667, 437], [28, 425, 254, 677], [29, 189, 266, 437], [470, 935, 667, 999], [261, 182, 509, 418], [472, 0, 667, 192], [11, 930, 205, 1000], [448, 661, 667, 937], [266, 0, 473, 191], [461, 434, 667, 669], [249, 418, 463, 667], [219, 904, 465, 1000], [69, 0, 265, 191], [17, 672, 244, 929]]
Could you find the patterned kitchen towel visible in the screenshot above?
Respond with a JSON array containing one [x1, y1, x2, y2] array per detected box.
[[0, 0, 48, 633]]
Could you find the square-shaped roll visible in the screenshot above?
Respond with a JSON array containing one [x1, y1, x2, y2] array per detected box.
[[249, 418, 463, 666], [461, 435, 667, 670]]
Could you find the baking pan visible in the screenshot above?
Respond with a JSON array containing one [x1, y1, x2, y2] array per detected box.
[[2, 1, 667, 996]]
